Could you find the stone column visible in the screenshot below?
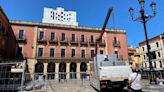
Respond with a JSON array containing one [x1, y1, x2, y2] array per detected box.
[[87, 62, 90, 73], [55, 63, 59, 80], [28, 59, 36, 80], [44, 63, 48, 76], [77, 63, 81, 79], [66, 63, 70, 79]]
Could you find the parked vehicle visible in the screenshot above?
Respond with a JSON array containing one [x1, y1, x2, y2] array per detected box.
[[90, 54, 132, 91]]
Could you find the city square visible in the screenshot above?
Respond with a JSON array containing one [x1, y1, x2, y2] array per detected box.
[[0, 0, 164, 92]]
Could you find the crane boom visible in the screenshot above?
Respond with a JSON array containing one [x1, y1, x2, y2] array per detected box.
[[95, 7, 113, 56]]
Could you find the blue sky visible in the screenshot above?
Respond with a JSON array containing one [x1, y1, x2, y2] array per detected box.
[[0, 0, 163, 47]]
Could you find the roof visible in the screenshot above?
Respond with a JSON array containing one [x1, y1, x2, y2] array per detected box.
[[139, 33, 164, 46], [0, 6, 10, 23], [10, 20, 126, 34]]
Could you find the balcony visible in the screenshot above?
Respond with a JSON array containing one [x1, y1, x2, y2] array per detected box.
[[48, 37, 58, 45], [16, 34, 27, 44], [99, 40, 106, 47], [89, 39, 96, 46], [60, 37, 69, 45], [80, 39, 88, 46], [70, 38, 78, 46], [37, 37, 47, 44], [113, 41, 120, 47], [35, 53, 91, 60]]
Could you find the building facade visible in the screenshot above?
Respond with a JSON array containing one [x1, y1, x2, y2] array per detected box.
[[128, 46, 141, 66], [42, 7, 78, 26], [139, 33, 164, 77], [11, 20, 128, 79], [0, 6, 26, 91], [0, 6, 18, 58]]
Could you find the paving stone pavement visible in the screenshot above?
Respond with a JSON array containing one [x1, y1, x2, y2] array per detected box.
[[46, 80, 97, 92], [23, 79, 150, 92]]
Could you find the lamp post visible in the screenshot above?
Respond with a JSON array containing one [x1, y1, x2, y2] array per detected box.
[[128, 0, 157, 84]]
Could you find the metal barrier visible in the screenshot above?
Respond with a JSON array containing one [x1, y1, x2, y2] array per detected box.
[[23, 72, 90, 91], [0, 61, 25, 92]]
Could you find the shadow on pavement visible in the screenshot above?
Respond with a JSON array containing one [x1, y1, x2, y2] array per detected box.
[[100, 88, 128, 92]]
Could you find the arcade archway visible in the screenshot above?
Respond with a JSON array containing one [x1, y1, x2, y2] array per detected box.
[[59, 62, 66, 80], [47, 62, 55, 79], [70, 62, 77, 79], [80, 62, 87, 79]]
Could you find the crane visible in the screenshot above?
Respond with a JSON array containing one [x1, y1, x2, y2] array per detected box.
[[95, 7, 113, 56]]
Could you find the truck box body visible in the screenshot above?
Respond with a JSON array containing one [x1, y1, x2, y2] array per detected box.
[[90, 54, 132, 91]]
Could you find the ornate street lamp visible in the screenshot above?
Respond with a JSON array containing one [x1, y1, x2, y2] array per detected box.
[[129, 0, 157, 84]]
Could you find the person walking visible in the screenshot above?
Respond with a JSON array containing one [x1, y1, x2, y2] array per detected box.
[[128, 63, 142, 92]]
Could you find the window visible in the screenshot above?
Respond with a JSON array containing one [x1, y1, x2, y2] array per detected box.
[[154, 62, 156, 68], [90, 35, 94, 42], [17, 47, 23, 57], [50, 48, 54, 57], [158, 52, 161, 57], [114, 51, 118, 58], [159, 61, 162, 68], [71, 49, 76, 57], [142, 47, 144, 51], [145, 63, 147, 68], [61, 33, 65, 41], [156, 42, 159, 47], [52, 12, 54, 19], [51, 32, 55, 40], [19, 30, 24, 39], [61, 48, 65, 57], [71, 34, 75, 42], [38, 48, 43, 57], [144, 55, 146, 60], [149, 51, 156, 59], [91, 50, 94, 58], [81, 35, 85, 42], [100, 50, 104, 54], [81, 50, 85, 58], [114, 37, 117, 43], [39, 31, 44, 40]]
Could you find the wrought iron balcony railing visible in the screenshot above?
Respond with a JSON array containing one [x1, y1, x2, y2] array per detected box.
[[59, 37, 69, 45], [37, 36, 47, 44], [48, 37, 58, 45], [99, 40, 106, 46], [36, 53, 92, 60], [80, 39, 88, 46], [15, 34, 27, 44], [113, 41, 120, 47], [70, 38, 79, 45], [89, 39, 96, 46]]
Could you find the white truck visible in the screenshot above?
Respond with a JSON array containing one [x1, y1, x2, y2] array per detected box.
[[90, 54, 132, 91]]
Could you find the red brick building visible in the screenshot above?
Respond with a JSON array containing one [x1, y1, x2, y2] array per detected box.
[[11, 20, 129, 79], [0, 7, 18, 58], [0, 6, 25, 91]]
